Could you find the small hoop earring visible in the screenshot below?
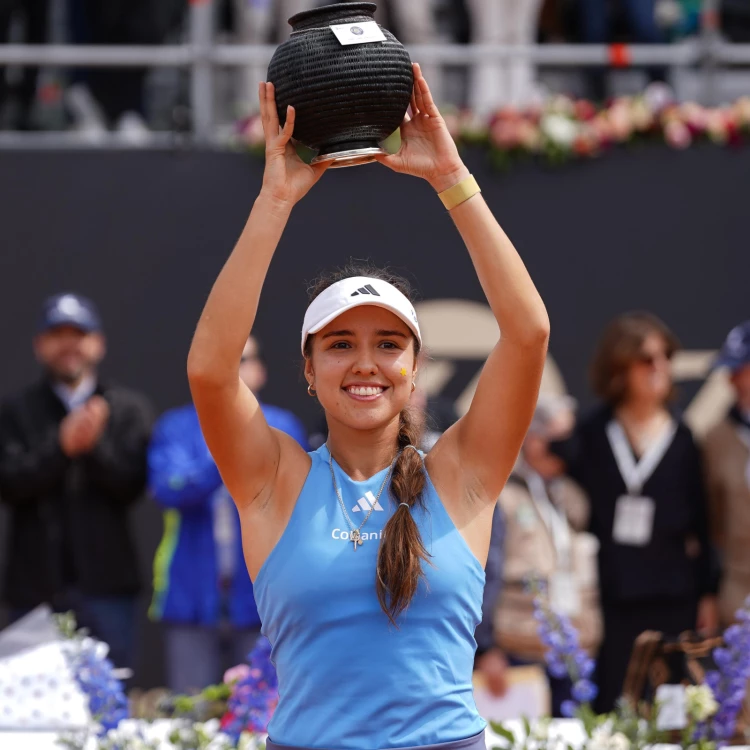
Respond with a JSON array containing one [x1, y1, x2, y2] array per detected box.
[[411, 381, 416, 393], [307, 383, 317, 397]]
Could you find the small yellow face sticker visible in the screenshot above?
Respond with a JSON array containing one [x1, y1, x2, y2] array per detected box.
[[400, 368, 408, 377]]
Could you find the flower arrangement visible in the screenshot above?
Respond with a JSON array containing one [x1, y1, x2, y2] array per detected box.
[[235, 84, 750, 168], [58, 629, 278, 750], [491, 588, 750, 750]]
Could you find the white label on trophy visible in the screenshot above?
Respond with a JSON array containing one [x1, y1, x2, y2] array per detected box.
[[330, 21, 386, 46]]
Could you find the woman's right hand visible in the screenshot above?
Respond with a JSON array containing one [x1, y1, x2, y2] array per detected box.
[[259, 82, 329, 207]]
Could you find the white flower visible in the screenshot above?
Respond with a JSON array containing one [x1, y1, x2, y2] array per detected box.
[[238, 732, 264, 750], [540, 114, 579, 147], [201, 718, 221, 739], [587, 725, 629, 750], [685, 684, 719, 722]]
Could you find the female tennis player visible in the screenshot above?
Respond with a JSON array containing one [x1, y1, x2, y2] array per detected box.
[[187, 63, 549, 750]]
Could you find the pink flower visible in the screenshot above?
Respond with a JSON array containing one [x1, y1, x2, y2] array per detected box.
[[574, 99, 597, 122], [731, 97, 750, 127], [607, 103, 634, 142], [680, 101, 709, 133], [664, 119, 692, 149], [224, 664, 252, 685], [706, 110, 729, 144], [517, 120, 542, 151], [240, 115, 265, 147], [631, 99, 655, 132], [442, 112, 462, 140], [490, 118, 522, 149]]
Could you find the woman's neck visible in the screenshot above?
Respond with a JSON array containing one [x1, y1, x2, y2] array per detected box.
[[615, 398, 667, 425], [326, 417, 401, 480]]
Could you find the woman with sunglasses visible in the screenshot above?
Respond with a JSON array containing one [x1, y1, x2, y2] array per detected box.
[[186, 64, 550, 750], [551, 312, 719, 713]]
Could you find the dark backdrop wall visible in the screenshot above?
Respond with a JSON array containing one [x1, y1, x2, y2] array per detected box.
[[0, 145, 747, 688]]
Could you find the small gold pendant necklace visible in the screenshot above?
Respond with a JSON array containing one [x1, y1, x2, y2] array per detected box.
[[327, 444, 395, 551]]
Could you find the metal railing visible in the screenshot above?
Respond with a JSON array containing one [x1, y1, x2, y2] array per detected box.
[[0, 0, 746, 146]]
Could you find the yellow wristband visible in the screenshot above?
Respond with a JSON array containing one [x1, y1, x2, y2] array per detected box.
[[438, 175, 481, 211]]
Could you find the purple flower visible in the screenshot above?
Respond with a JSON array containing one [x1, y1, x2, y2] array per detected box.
[[70, 644, 128, 733], [531, 583, 598, 713], [222, 636, 278, 742], [574, 654, 596, 679], [561, 700, 577, 718], [572, 679, 598, 703], [704, 598, 750, 742]]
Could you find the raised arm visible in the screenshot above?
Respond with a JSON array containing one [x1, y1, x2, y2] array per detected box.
[[379, 64, 549, 504], [187, 83, 328, 507]]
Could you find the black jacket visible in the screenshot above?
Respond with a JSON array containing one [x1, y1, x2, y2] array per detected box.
[[551, 405, 719, 604], [0, 379, 153, 607]]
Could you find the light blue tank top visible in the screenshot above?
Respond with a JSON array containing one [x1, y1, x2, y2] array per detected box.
[[253, 445, 487, 750]]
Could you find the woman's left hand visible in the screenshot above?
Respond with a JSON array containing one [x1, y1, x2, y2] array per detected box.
[[377, 63, 470, 193]]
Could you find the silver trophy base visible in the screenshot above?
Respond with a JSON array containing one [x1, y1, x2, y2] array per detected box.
[[310, 146, 387, 169]]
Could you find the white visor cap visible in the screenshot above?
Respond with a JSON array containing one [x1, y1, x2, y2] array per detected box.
[[301, 276, 422, 355]]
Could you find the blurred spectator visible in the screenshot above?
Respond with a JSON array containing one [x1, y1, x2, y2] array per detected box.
[[0, 293, 153, 670], [704, 322, 750, 627], [382, 0, 443, 104], [494, 394, 602, 716], [0, 0, 49, 130], [65, 0, 183, 141], [148, 336, 308, 693], [579, 0, 667, 102], [467, 0, 545, 113], [550, 312, 719, 712], [233, 0, 317, 117]]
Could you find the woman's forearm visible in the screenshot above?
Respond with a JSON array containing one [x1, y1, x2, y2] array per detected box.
[[187, 192, 292, 384], [431, 171, 549, 346]]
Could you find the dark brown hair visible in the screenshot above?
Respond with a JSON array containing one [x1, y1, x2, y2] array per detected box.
[[304, 261, 430, 625], [589, 311, 680, 406]]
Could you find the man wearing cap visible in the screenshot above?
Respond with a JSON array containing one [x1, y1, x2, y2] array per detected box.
[[704, 321, 750, 625], [0, 293, 153, 669]]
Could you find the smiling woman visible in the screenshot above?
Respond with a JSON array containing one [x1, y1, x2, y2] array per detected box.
[[186, 63, 549, 750]]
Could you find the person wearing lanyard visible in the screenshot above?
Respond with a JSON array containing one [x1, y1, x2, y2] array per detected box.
[[704, 321, 750, 627], [187, 66, 550, 750], [494, 394, 602, 716], [550, 312, 719, 713]]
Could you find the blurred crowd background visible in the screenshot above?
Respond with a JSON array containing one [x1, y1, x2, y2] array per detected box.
[[0, 0, 748, 139], [1, 289, 749, 715]]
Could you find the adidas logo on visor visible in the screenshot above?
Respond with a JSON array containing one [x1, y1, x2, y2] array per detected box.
[[350, 284, 380, 297]]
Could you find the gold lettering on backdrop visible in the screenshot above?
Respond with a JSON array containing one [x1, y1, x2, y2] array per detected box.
[[415, 300, 734, 438]]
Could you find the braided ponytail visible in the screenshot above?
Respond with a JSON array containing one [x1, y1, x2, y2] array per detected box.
[[376, 407, 431, 625]]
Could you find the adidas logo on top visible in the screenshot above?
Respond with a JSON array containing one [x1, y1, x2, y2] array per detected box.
[[351, 491, 384, 512], [350, 284, 380, 297]]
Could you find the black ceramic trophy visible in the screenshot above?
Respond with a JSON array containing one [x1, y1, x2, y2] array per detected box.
[[267, 3, 413, 168]]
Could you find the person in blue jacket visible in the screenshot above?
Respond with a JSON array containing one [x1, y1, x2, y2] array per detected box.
[[148, 335, 308, 692]]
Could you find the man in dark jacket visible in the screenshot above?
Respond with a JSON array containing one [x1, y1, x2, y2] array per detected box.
[[0, 293, 153, 670]]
